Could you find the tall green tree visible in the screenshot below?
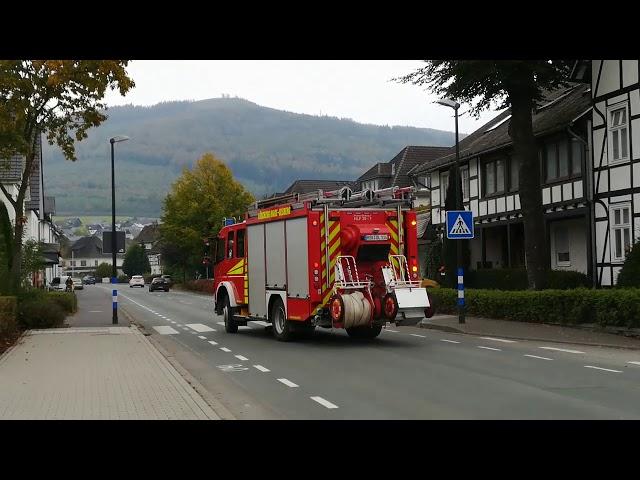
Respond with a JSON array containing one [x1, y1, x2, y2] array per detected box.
[[160, 153, 254, 280], [95, 262, 112, 279], [396, 61, 574, 289], [122, 244, 150, 277], [0, 60, 134, 292]]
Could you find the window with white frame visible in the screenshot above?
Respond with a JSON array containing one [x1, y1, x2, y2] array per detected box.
[[608, 102, 630, 163], [611, 203, 632, 262], [440, 171, 450, 204], [461, 166, 470, 201], [554, 225, 570, 266]]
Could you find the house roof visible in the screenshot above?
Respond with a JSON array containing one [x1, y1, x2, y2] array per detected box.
[[391, 145, 450, 187], [358, 162, 392, 182], [283, 179, 357, 195], [410, 83, 592, 175], [0, 154, 24, 182], [135, 223, 160, 243], [71, 235, 104, 258]]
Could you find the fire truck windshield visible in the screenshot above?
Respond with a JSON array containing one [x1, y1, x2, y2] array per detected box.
[[357, 244, 391, 262]]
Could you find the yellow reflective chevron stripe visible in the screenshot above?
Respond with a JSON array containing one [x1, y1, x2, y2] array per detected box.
[[228, 258, 245, 275]]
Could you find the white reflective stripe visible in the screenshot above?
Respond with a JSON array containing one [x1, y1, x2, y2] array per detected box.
[[112, 296, 118, 302], [457, 290, 464, 299], [457, 275, 464, 284]]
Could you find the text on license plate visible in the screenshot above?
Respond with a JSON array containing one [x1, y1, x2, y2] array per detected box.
[[363, 234, 389, 241]]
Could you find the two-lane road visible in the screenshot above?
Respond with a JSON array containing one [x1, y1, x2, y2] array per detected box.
[[91, 283, 640, 419]]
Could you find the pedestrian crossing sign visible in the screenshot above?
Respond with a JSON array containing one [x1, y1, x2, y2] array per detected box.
[[446, 210, 474, 239]]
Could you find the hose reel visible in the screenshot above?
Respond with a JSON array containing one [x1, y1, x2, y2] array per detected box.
[[329, 291, 372, 328]]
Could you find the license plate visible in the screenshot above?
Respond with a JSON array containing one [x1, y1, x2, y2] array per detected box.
[[363, 234, 389, 241]]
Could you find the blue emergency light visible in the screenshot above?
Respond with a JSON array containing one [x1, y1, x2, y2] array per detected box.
[[223, 217, 235, 226]]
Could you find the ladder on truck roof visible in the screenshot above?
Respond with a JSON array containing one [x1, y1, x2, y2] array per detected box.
[[249, 185, 425, 215]]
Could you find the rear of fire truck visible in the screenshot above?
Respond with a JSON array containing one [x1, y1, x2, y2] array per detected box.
[[212, 185, 433, 341]]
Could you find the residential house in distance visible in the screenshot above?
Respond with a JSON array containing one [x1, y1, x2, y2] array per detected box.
[[357, 145, 450, 191], [410, 84, 593, 280], [572, 60, 640, 286], [60, 235, 124, 277], [135, 223, 163, 275]]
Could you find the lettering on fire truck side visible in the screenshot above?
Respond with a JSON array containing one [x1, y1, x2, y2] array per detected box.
[[257, 206, 291, 220]]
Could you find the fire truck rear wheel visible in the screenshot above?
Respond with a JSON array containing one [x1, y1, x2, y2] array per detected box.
[[346, 324, 383, 339], [271, 298, 292, 342], [222, 295, 238, 333]]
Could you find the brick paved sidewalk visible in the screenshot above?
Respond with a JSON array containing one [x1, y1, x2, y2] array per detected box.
[[0, 326, 220, 419]]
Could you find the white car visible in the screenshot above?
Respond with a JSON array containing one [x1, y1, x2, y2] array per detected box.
[[129, 275, 145, 288]]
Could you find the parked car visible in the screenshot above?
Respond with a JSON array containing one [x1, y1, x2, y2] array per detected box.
[[49, 275, 72, 292], [129, 275, 145, 288], [72, 278, 84, 290], [161, 275, 172, 287], [149, 277, 169, 292], [82, 275, 96, 285]]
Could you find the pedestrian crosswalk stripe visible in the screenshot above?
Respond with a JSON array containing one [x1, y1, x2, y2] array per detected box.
[[152, 326, 179, 335]]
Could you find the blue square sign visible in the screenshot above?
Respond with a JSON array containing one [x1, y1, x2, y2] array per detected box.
[[446, 210, 474, 239]]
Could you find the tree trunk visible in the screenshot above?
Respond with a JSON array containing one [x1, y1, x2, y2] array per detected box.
[[10, 205, 25, 291], [509, 93, 550, 290]]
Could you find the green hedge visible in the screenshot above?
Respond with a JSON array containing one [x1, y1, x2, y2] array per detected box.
[[617, 242, 640, 287], [46, 292, 77, 314], [0, 296, 17, 334], [428, 287, 640, 329], [465, 269, 589, 290]]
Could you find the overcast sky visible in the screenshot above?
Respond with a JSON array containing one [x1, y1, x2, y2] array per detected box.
[[103, 61, 503, 135]]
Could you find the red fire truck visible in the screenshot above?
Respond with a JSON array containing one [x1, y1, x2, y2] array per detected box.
[[211, 186, 434, 341]]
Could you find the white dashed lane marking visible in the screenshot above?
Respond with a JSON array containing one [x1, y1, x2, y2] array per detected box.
[[235, 355, 249, 361], [182, 327, 189, 331], [208, 340, 218, 346], [277, 378, 299, 388], [440, 339, 461, 344], [478, 346, 502, 351], [480, 337, 517, 343], [524, 354, 553, 361], [584, 365, 622, 373], [220, 347, 231, 352], [198, 336, 207, 339], [186, 323, 216, 332], [410, 334, 426, 338], [310, 396, 339, 409], [628, 361, 640, 366], [152, 326, 179, 335], [539, 346, 585, 354], [384, 329, 399, 333], [253, 365, 270, 372]]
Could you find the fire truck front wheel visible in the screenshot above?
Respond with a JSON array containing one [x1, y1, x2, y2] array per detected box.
[[222, 295, 238, 333], [271, 298, 293, 342]]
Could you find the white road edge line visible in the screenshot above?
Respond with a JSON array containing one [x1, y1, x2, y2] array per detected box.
[[384, 329, 399, 333], [477, 346, 502, 351], [277, 378, 299, 388], [480, 337, 517, 343], [410, 334, 426, 338], [440, 339, 461, 344], [235, 355, 249, 361], [539, 346, 585, 354], [524, 354, 553, 361], [628, 361, 640, 366], [220, 347, 231, 352], [584, 365, 622, 373], [253, 365, 270, 372], [310, 396, 339, 409]]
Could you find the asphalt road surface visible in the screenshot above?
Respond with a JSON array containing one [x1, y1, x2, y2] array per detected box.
[[88, 283, 640, 419]]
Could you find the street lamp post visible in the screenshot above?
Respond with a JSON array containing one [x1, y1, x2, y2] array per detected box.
[[110, 135, 129, 325], [436, 98, 465, 324]]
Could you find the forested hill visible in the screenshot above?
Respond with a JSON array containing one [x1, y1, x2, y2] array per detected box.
[[43, 97, 457, 216]]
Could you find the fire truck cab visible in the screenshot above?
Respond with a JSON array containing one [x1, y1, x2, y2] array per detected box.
[[212, 186, 434, 341]]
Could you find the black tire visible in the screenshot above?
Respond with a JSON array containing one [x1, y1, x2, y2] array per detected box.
[[271, 297, 292, 342], [346, 324, 383, 340], [222, 295, 238, 333]]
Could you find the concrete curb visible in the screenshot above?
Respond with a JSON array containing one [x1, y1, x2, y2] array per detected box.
[[120, 306, 236, 420], [419, 322, 640, 350]]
